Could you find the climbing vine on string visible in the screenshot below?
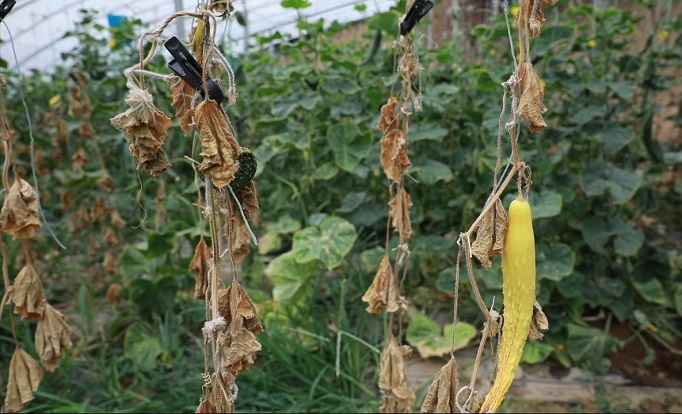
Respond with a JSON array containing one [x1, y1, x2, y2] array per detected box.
[[109, 2, 261, 412], [420, 0, 553, 413]]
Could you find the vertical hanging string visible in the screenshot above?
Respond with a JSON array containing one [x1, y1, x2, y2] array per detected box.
[[2, 21, 66, 250]]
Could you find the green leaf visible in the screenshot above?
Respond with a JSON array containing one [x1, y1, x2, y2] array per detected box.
[[360, 246, 385, 271], [265, 251, 320, 303], [281, 0, 311, 9], [632, 278, 666, 305], [337, 191, 368, 213], [271, 95, 300, 119], [130, 276, 179, 315], [292, 216, 357, 270], [406, 312, 477, 358], [581, 217, 612, 254], [580, 162, 642, 204], [533, 25, 574, 54], [674, 285, 682, 317], [145, 231, 174, 258], [367, 12, 398, 33], [569, 105, 605, 124], [521, 341, 554, 364], [600, 123, 633, 153], [311, 162, 339, 181], [267, 215, 301, 234], [321, 76, 361, 95], [124, 323, 162, 371], [613, 221, 644, 256], [326, 122, 372, 172], [609, 81, 635, 99], [537, 243, 575, 282], [409, 124, 448, 142], [531, 190, 562, 219], [557, 272, 585, 298], [414, 159, 454, 185], [567, 323, 619, 374], [436, 267, 456, 294]]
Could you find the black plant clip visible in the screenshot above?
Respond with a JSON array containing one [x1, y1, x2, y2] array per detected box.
[[0, 0, 16, 22], [164, 36, 225, 104], [399, 0, 434, 36]]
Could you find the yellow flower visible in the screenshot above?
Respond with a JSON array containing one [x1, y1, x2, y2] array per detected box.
[[540, 80, 546, 89], [657, 30, 669, 42], [510, 5, 520, 16], [108, 38, 117, 48], [587, 39, 597, 48]]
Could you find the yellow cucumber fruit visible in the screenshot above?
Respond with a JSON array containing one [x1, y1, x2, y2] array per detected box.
[[480, 195, 536, 413]]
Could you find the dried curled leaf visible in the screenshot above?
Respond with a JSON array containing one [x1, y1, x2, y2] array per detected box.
[[218, 322, 262, 375], [218, 283, 263, 335], [103, 251, 118, 275], [169, 76, 195, 133], [192, 100, 241, 188], [388, 187, 413, 240], [189, 238, 213, 300], [528, 300, 549, 340], [362, 255, 399, 314], [227, 216, 252, 268], [196, 399, 218, 413], [380, 129, 411, 183], [0, 177, 42, 240], [234, 181, 259, 218], [11, 263, 46, 320], [420, 357, 460, 413], [4, 347, 44, 413], [379, 335, 415, 413], [71, 147, 89, 173], [471, 199, 507, 269], [378, 96, 399, 132], [35, 304, 73, 372], [208, 0, 234, 15], [110, 209, 127, 229], [517, 61, 547, 132], [110, 83, 173, 176], [516, 0, 557, 37]]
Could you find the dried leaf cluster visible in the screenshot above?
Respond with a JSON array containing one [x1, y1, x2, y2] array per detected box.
[[110, 83, 173, 176], [0, 178, 42, 240], [190, 100, 242, 188], [471, 199, 507, 269], [169, 76, 195, 133], [379, 336, 416, 413], [516, 61, 548, 133], [362, 255, 400, 314], [515, 0, 558, 38], [420, 357, 460, 413], [379, 97, 411, 183]]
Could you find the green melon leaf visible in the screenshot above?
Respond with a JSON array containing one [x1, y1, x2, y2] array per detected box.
[[292, 216, 357, 270]]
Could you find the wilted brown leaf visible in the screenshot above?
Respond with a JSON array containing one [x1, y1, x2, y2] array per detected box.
[[0, 177, 42, 240], [79, 119, 94, 138], [378, 96, 399, 132], [380, 129, 411, 183], [189, 238, 213, 300], [90, 197, 107, 222], [227, 217, 252, 267], [388, 187, 413, 240], [103, 251, 118, 275], [97, 174, 115, 192], [218, 283, 263, 335], [68, 204, 90, 235], [106, 283, 122, 305], [196, 398, 218, 413], [517, 61, 547, 132], [11, 263, 46, 320], [4, 347, 44, 413], [218, 321, 262, 375], [528, 300, 549, 340], [379, 335, 415, 413], [362, 255, 399, 314], [33, 148, 49, 176], [34, 304, 73, 372], [472, 199, 507, 269], [420, 357, 460, 413], [234, 181, 260, 219], [169, 76, 195, 133], [516, 0, 557, 37], [110, 209, 127, 229], [110, 84, 173, 176], [191, 100, 241, 188], [104, 227, 119, 247], [208, 0, 234, 15]]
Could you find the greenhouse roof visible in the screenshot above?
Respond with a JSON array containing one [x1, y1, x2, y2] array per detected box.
[[0, 0, 395, 71]]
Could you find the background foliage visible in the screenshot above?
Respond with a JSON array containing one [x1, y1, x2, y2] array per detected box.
[[1, 0, 681, 412]]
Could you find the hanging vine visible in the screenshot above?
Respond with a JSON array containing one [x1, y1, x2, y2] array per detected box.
[[109, 2, 261, 412]]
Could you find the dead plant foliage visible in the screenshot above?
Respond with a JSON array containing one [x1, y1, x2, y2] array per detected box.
[[0, 177, 42, 240], [34, 304, 73, 372], [169, 76, 195, 133], [381, 129, 411, 183], [218, 283, 263, 336], [388, 187, 413, 240], [517, 61, 547, 133], [10, 263, 46, 321], [189, 238, 213, 300], [420, 357, 460, 413], [471, 199, 507, 269], [4, 347, 43, 413], [110, 84, 173, 176], [516, 0, 558, 38], [191, 100, 241, 189], [528, 299, 549, 340], [379, 335, 415, 413], [362, 255, 400, 314]]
